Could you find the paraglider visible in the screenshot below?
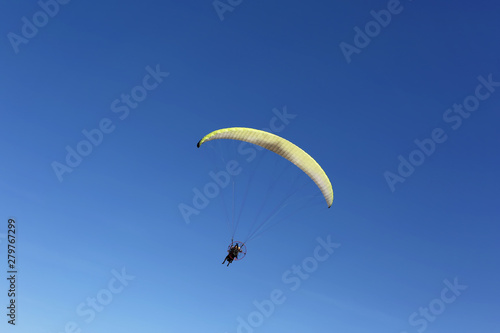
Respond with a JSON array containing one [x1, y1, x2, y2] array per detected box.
[[222, 242, 245, 266], [197, 127, 333, 207], [197, 127, 333, 266]]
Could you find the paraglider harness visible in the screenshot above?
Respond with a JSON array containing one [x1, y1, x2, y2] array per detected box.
[[228, 245, 240, 260], [223, 240, 247, 266]]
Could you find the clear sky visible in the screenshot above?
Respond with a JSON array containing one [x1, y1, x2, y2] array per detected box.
[[1, 1, 499, 332]]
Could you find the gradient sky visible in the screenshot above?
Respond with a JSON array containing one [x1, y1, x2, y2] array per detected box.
[[1, 1, 499, 332]]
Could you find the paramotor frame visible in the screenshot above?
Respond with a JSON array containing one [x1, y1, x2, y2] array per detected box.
[[227, 241, 247, 261]]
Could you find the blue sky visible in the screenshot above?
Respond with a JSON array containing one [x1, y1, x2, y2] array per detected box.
[[1, 0, 499, 332]]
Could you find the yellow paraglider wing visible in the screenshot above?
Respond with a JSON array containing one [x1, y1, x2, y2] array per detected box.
[[197, 127, 333, 208]]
